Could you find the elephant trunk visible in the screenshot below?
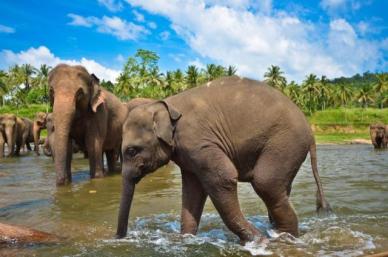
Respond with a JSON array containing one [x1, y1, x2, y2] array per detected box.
[[5, 127, 15, 157], [116, 176, 136, 239], [43, 137, 52, 157], [33, 123, 41, 155], [53, 98, 75, 185]]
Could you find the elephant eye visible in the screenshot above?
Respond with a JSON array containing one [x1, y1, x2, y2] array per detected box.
[[126, 147, 138, 157]]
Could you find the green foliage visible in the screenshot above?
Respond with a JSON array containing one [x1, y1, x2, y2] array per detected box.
[[0, 48, 386, 118], [308, 108, 388, 125], [0, 104, 50, 119]]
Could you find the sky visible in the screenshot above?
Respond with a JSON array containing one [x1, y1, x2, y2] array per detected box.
[[0, 0, 387, 83]]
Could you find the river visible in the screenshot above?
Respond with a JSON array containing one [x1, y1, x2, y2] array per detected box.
[[0, 145, 387, 256]]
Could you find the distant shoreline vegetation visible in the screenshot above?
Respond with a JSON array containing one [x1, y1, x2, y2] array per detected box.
[[0, 48, 387, 114]]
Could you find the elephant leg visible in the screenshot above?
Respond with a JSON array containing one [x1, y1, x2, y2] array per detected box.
[[0, 139, 4, 158], [181, 170, 208, 235], [197, 149, 261, 244], [251, 152, 300, 237], [106, 150, 117, 173], [87, 139, 104, 178], [26, 142, 32, 151]]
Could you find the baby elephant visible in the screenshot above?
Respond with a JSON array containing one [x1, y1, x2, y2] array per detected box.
[[43, 113, 83, 159], [370, 124, 387, 149], [116, 76, 331, 244]]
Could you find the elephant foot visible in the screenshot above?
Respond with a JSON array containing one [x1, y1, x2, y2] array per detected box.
[[56, 176, 71, 186], [94, 170, 106, 178]]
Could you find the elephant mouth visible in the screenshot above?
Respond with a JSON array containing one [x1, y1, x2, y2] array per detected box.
[[132, 175, 143, 184]]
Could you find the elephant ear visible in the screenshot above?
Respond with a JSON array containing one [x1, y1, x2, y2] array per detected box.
[[153, 101, 182, 147], [89, 73, 105, 113]]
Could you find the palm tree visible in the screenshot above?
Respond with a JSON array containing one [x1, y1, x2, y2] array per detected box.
[[285, 81, 303, 108], [204, 64, 225, 81], [302, 74, 320, 114], [373, 73, 388, 108], [264, 65, 287, 92], [0, 70, 9, 106], [226, 65, 237, 76], [335, 83, 353, 107], [186, 65, 199, 88], [357, 86, 374, 108], [18, 64, 37, 91], [316, 76, 331, 111], [34, 64, 51, 103]]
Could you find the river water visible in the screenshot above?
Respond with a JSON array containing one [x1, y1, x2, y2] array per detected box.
[[0, 145, 387, 256]]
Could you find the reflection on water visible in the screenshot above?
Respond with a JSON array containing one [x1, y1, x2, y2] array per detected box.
[[0, 145, 387, 256]]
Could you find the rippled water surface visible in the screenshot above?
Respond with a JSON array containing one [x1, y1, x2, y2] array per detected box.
[[0, 145, 387, 256]]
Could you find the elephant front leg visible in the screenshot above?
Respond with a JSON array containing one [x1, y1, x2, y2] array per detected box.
[[106, 150, 118, 173], [181, 170, 208, 235], [86, 135, 105, 178]]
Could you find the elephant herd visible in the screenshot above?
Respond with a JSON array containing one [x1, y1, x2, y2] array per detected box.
[[0, 112, 47, 158], [0, 64, 333, 244], [370, 123, 388, 149]]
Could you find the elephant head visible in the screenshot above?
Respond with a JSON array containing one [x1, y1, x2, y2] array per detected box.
[[0, 114, 17, 157], [370, 124, 386, 148], [33, 112, 48, 154], [49, 64, 105, 185], [116, 101, 181, 238]]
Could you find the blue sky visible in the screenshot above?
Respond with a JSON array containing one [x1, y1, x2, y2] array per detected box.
[[0, 0, 387, 82]]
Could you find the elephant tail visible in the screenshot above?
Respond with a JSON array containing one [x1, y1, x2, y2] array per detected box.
[[310, 142, 332, 216]]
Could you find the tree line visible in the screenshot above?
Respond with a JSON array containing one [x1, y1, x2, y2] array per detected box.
[[0, 49, 387, 114]]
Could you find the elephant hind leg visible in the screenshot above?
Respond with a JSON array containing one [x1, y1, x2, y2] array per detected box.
[[251, 152, 301, 237]]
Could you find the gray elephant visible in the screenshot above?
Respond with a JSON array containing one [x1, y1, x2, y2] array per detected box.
[[116, 76, 331, 244], [14, 117, 34, 155], [49, 64, 154, 185], [370, 124, 387, 149], [43, 113, 85, 159], [0, 114, 18, 158], [32, 112, 48, 155]]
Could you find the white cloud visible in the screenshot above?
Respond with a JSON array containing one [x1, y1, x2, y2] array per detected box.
[[116, 54, 125, 63], [68, 13, 148, 40], [188, 58, 205, 70], [98, 0, 123, 12], [0, 24, 15, 33], [0, 46, 120, 82], [320, 0, 364, 15], [133, 10, 145, 22], [160, 30, 170, 40], [67, 13, 95, 27], [148, 22, 157, 29], [126, 0, 386, 81]]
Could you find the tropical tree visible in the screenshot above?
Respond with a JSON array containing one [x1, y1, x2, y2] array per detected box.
[[264, 65, 287, 92], [186, 65, 199, 88], [226, 65, 237, 76], [302, 74, 320, 113], [373, 73, 388, 108], [335, 83, 353, 107], [204, 64, 225, 81], [18, 64, 36, 91], [33, 64, 51, 103], [357, 86, 374, 108]]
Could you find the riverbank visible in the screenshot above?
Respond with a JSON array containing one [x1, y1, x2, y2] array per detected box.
[[309, 108, 388, 144]]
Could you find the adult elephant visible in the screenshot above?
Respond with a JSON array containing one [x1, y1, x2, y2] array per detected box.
[[116, 76, 331, 244], [49, 64, 153, 185], [14, 117, 34, 155], [32, 112, 48, 155], [0, 114, 18, 158], [370, 124, 387, 149]]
